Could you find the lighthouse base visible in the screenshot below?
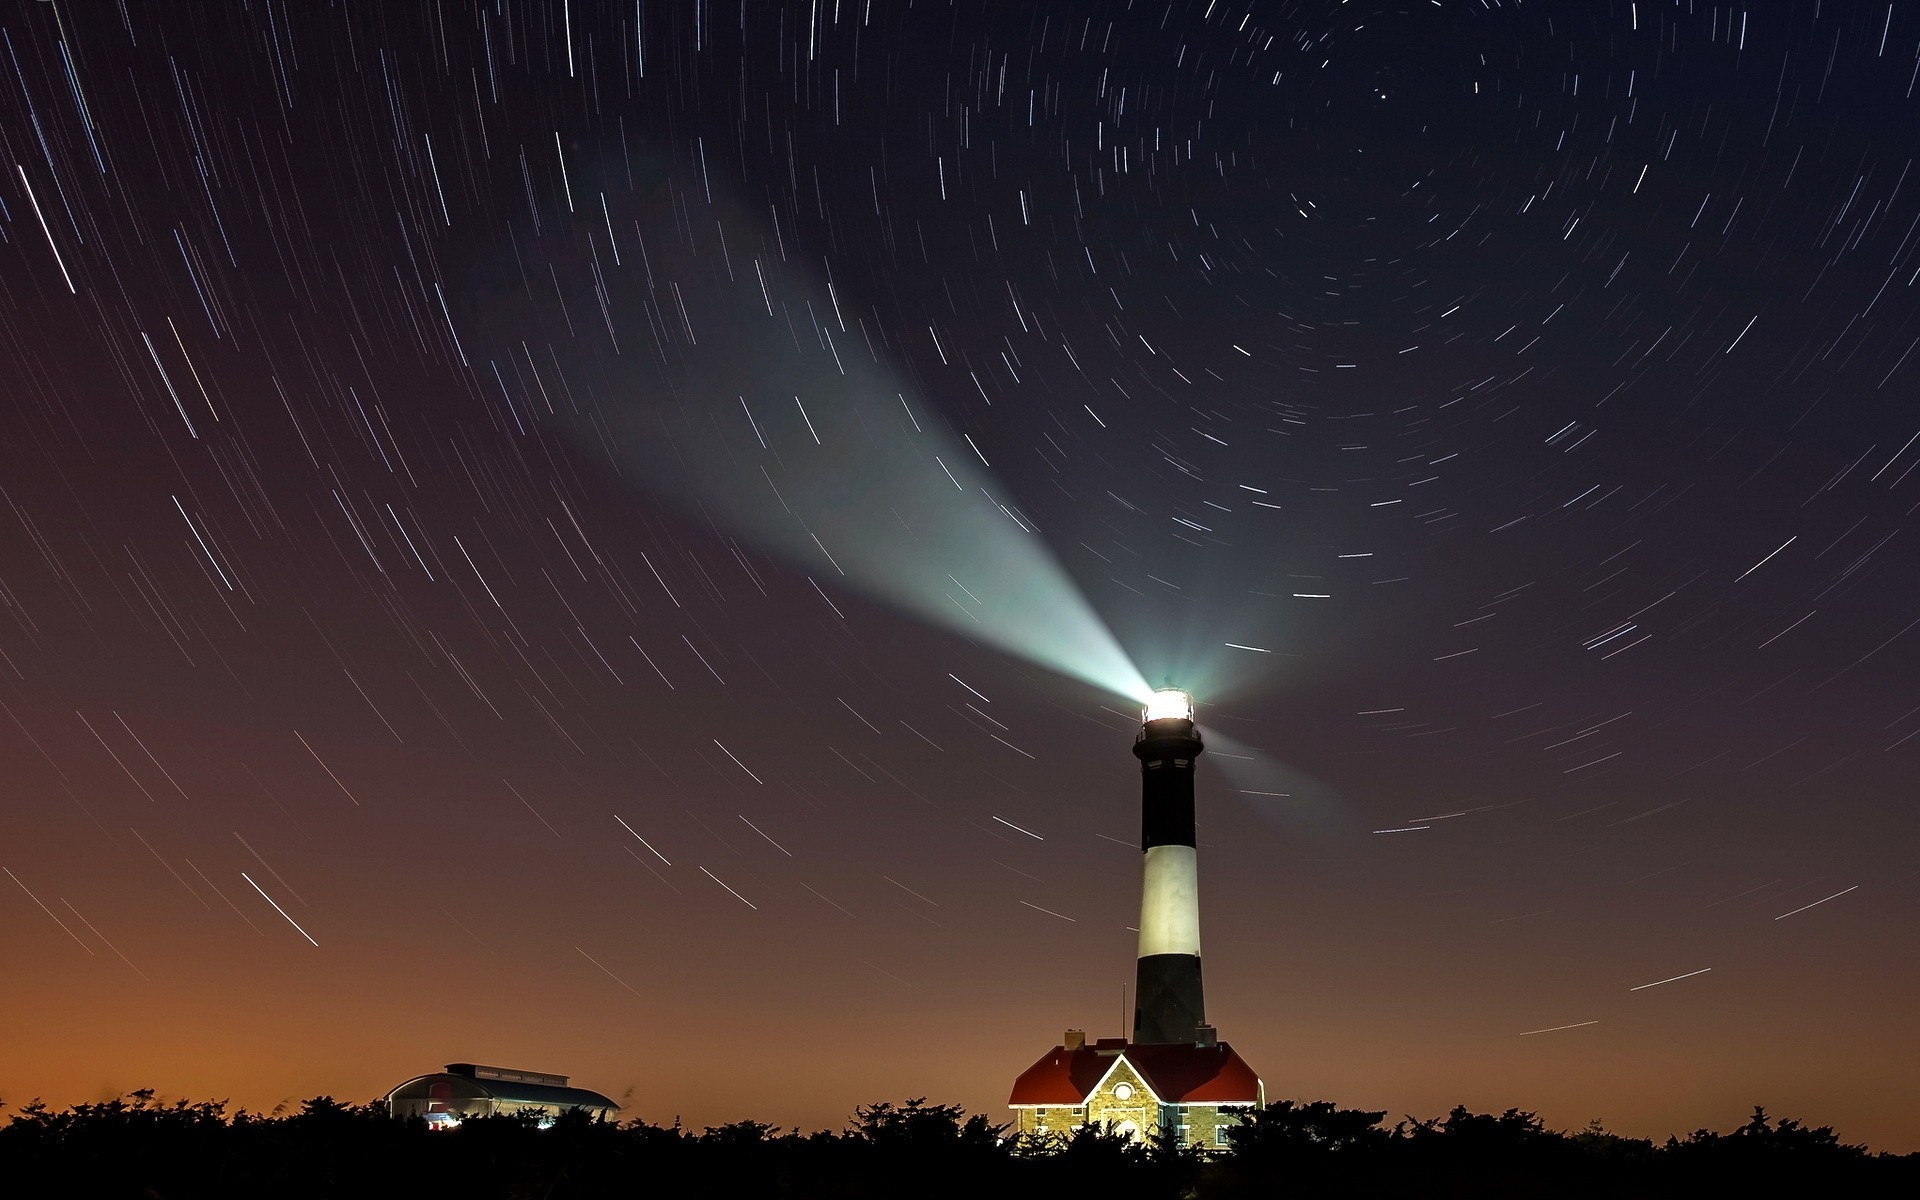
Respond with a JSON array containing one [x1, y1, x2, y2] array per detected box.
[[1133, 953, 1206, 1044]]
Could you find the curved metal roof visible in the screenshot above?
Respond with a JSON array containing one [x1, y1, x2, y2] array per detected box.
[[388, 1073, 619, 1112]]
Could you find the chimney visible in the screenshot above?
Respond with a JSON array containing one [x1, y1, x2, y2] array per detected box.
[[1064, 1028, 1086, 1050], [1196, 1024, 1218, 1048], [1132, 689, 1206, 1044]]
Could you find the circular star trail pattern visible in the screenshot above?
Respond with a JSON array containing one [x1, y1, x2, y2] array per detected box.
[[0, 0, 1916, 1149]]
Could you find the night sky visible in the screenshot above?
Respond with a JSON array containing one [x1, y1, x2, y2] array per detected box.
[[2, 0, 1917, 1152]]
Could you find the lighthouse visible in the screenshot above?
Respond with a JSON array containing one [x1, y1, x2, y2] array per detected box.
[[1133, 687, 1208, 1044], [1007, 688, 1264, 1146]]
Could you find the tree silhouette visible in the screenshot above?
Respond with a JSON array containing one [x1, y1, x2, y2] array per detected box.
[[1, 1090, 1914, 1198], [1213, 1099, 1394, 1198]]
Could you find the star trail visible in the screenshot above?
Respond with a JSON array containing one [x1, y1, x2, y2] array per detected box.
[[0, 0, 1915, 1150]]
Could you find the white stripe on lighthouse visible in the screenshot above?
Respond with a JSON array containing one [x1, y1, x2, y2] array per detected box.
[[1136, 844, 1202, 958]]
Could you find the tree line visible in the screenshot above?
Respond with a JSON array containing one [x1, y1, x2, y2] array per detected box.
[[2, 1090, 1913, 1198]]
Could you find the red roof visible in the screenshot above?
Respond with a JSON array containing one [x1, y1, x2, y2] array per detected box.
[[1008, 1040, 1262, 1105]]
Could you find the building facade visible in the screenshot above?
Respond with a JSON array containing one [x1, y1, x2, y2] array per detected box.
[[1010, 1031, 1262, 1147], [386, 1063, 618, 1129]]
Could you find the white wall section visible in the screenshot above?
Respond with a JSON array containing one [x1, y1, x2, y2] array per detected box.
[[1136, 844, 1202, 958]]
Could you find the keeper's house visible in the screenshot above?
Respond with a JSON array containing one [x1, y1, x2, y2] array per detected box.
[[1009, 1030, 1262, 1148], [387, 1063, 619, 1128]]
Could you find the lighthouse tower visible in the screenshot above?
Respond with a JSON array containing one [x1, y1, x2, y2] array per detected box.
[[1132, 687, 1208, 1044], [1007, 688, 1263, 1146]]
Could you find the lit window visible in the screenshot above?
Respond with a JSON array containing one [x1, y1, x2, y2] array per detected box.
[[1112, 1082, 1134, 1101]]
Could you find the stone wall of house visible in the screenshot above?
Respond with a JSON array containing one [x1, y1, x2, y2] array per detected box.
[[1177, 1102, 1256, 1148], [1014, 1104, 1088, 1138], [1081, 1056, 1156, 1140]]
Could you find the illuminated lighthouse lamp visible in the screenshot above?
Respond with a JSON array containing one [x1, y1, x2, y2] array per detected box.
[[1142, 687, 1194, 723]]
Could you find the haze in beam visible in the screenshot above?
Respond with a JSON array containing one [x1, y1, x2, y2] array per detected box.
[[541, 181, 1150, 705], [1198, 727, 1355, 845]]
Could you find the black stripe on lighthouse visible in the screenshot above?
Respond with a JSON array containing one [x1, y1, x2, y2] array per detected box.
[[1132, 694, 1206, 1045]]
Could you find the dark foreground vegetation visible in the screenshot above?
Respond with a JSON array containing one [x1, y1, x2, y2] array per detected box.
[[3, 1092, 1914, 1199]]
